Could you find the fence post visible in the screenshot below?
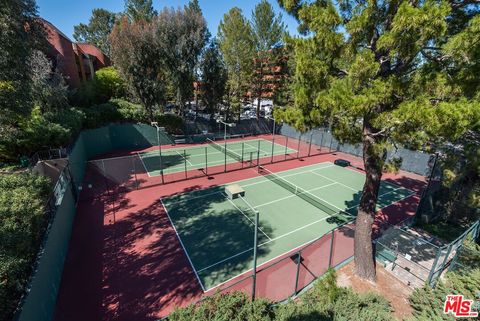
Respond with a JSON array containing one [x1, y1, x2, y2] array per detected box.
[[297, 135, 301, 159], [319, 129, 324, 152], [241, 142, 244, 168], [427, 246, 443, 287], [439, 243, 453, 273], [131, 156, 138, 189], [184, 150, 188, 179], [252, 211, 259, 300], [205, 147, 208, 176], [224, 144, 227, 172], [328, 230, 335, 268], [257, 140, 261, 170], [308, 132, 313, 156], [285, 137, 289, 160], [294, 251, 302, 295]]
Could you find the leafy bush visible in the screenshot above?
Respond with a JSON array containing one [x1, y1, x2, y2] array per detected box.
[[82, 101, 123, 128], [409, 241, 480, 321], [275, 270, 392, 321], [0, 173, 51, 320], [69, 67, 126, 107], [82, 98, 185, 134], [0, 107, 84, 161], [168, 270, 393, 321], [156, 113, 184, 134], [94, 67, 126, 103], [20, 107, 84, 152], [168, 291, 273, 321]]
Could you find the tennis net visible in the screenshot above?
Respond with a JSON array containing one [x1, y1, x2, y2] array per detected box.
[[207, 138, 243, 163], [259, 166, 353, 219]]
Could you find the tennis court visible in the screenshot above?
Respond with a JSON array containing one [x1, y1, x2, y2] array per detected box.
[[161, 162, 415, 290], [138, 138, 296, 176]]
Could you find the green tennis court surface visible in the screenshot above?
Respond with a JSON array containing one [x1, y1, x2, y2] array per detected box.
[[161, 162, 415, 290], [138, 138, 296, 176]]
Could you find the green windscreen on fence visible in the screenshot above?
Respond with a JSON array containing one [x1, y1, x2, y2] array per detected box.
[[16, 173, 77, 321]]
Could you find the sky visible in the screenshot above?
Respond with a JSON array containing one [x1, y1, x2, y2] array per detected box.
[[36, 0, 300, 41]]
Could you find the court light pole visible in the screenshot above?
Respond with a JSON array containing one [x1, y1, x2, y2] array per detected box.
[[265, 115, 278, 163], [151, 122, 165, 184], [252, 210, 259, 300], [216, 119, 235, 141]]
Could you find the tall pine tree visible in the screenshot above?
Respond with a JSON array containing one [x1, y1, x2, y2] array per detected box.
[[277, 0, 480, 280]]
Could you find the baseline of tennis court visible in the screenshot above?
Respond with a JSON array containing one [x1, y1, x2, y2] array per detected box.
[[161, 162, 415, 290], [138, 138, 296, 176]]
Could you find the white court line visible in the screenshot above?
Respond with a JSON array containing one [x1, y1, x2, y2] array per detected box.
[[310, 170, 358, 192], [174, 149, 194, 167], [160, 199, 206, 292], [197, 207, 342, 273], [225, 195, 272, 241], [245, 141, 277, 156], [240, 164, 335, 189], [149, 144, 295, 176], [164, 163, 336, 206], [255, 181, 337, 208], [136, 152, 151, 177]]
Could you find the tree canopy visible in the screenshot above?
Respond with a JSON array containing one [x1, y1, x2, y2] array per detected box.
[[218, 7, 255, 120], [277, 0, 480, 280], [73, 8, 117, 55], [251, 0, 286, 119], [124, 0, 157, 22], [201, 38, 228, 121]]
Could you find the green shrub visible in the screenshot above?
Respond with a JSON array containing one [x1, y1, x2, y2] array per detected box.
[[156, 113, 184, 134], [0, 107, 84, 161], [409, 269, 480, 321], [82, 98, 184, 134], [94, 67, 126, 103], [275, 270, 392, 321], [169, 291, 273, 321], [114, 98, 148, 122], [20, 107, 84, 152], [0, 173, 51, 320], [333, 291, 392, 321], [82, 101, 123, 128], [69, 67, 126, 107]]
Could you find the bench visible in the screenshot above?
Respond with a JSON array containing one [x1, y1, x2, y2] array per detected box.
[[225, 184, 245, 200]]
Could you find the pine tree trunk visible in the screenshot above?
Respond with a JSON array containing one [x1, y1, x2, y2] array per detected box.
[[354, 120, 383, 281]]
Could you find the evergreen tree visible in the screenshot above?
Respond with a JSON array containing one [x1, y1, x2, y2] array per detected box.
[[201, 39, 227, 122], [277, 0, 480, 280], [73, 9, 117, 55], [124, 0, 157, 22], [251, 0, 286, 119], [218, 7, 255, 121]]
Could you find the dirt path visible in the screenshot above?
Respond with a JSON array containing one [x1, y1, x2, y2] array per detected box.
[[336, 261, 414, 320]]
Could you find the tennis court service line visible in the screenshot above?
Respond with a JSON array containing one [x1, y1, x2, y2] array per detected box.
[[255, 181, 338, 209], [244, 141, 274, 156], [310, 170, 358, 192], [224, 194, 272, 241], [160, 199, 206, 292], [163, 164, 336, 206], [173, 149, 194, 167], [196, 187, 418, 282], [136, 152, 152, 177], [196, 207, 338, 274], [240, 164, 335, 189]]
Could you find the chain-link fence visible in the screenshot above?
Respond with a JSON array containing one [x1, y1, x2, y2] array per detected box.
[[78, 134, 330, 199], [192, 221, 356, 306], [374, 219, 480, 289], [279, 125, 433, 176]]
